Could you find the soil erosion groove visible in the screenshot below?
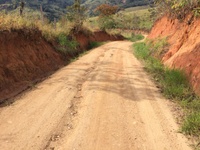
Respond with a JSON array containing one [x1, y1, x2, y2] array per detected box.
[[0, 41, 191, 150]]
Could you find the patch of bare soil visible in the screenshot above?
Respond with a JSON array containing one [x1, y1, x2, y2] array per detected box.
[[0, 29, 65, 103]]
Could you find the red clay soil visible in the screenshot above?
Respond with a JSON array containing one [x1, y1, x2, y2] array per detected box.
[[0, 29, 66, 103], [148, 15, 200, 95], [0, 29, 124, 104]]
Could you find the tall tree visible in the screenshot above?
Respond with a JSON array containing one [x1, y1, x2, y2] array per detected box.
[[67, 0, 87, 32]]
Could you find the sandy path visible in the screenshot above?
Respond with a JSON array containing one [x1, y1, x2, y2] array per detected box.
[[0, 41, 191, 150]]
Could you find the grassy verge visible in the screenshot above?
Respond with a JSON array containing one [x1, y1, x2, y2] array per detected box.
[[133, 42, 200, 139], [126, 33, 144, 42], [88, 41, 105, 50]]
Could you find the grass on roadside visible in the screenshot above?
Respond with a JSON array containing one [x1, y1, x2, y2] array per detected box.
[[127, 33, 144, 42], [133, 42, 200, 138], [0, 9, 72, 41], [88, 41, 105, 49]]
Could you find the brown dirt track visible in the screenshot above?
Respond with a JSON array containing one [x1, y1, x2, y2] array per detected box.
[[0, 41, 191, 150]]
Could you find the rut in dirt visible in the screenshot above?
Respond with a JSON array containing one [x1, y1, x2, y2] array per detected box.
[[0, 41, 191, 150]]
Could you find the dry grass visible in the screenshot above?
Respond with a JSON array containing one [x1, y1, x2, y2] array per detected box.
[[122, 6, 150, 16], [0, 8, 73, 40]]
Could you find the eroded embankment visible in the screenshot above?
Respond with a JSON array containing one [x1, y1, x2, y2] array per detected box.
[[148, 15, 200, 95], [0, 29, 123, 103], [74, 30, 124, 50]]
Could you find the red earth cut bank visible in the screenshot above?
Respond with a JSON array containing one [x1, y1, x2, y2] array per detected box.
[[148, 14, 200, 95], [0, 29, 123, 103]]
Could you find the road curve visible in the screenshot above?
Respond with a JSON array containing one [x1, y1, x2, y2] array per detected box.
[[0, 41, 191, 150]]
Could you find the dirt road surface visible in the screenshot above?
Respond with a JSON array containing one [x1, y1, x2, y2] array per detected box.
[[0, 41, 191, 150]]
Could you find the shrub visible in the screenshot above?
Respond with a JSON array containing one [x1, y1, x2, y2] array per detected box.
[[57, 33, 78, 50], [182, 112, 200, 136], [95, 4, 118, 30], [98, 16, 116, 30], [128, 33, 144, 42], [66, 0, 87, 32]]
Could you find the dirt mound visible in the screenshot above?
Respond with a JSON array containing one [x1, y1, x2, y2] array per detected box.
[[148, 15, 200, 95], [74, 31, 124, 50]]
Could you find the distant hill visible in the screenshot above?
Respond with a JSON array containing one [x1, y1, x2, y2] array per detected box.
[[0, 0, 153, 20]]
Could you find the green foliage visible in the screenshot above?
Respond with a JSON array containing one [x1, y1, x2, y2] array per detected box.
[[58, 33, 68, 46], [147, 37, 168, 58], [0, 0, 152, 20], [66, 0, 87, 32], [133, 41, 200, 138], [113, 7, 153, 31], [182, 112, 200, 136], [133, 42, 150, 59], [127, 33, 144, 42], [0, 8, 72, 41], [162, 69, 190, 99], [57, 33, 78, 51], [154, 0, 200, 19], [88, 41, 104, 49], [95, 4, 118, 30], [98, 16, 116, 30], [95, 4, 118, 17]]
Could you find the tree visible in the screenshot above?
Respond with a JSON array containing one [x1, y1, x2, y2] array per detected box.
[[154, 0, 200, 19], [19, 1, 25, 16], [95, 4, 118, 17], [95, 4, 118, 30], [66, 0, 87, 32]]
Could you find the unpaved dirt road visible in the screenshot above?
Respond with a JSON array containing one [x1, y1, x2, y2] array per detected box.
[[0, 41, 191, 150]]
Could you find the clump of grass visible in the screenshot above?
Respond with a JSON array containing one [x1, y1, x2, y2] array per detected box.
[[133, 42, 150, 59], [56, 33, 79, 56], [133, 41, 200, 138], [88, 41, 104, 49], [162, 69, 191, 100], [182, 112, 200, 136], [0, 9, 72, 41], [147, 37, 169, 58], [127, 33, 144, 42]]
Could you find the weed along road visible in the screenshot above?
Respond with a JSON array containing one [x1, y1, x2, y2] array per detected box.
[[0, 41, 191, 150]]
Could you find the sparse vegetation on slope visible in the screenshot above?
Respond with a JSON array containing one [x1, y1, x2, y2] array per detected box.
[[154, 0, 200, 20], [133, 41, 200, 142], [0, 0, 152, 20], [0, 8, 72, 40]]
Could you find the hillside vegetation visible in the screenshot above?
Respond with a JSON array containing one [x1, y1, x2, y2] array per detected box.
[[154, 0, 200, 19], [0, 0, 153, 20]]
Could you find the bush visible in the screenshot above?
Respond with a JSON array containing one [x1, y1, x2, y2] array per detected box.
[[182, 112, 200, 136], [128, 33, 144, 42], [98, 16, 116, 30], [57, 33, 78, 50]]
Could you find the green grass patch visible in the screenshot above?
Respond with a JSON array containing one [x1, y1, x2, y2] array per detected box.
[[127, 33, 144, 42], [133, 42, 200, 138], [88, 41, 105, 49], [182, 112, 200, 136]]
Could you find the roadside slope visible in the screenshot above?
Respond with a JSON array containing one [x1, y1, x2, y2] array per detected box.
[[0, 41, 191, 150], [148, 15, 200, 95]]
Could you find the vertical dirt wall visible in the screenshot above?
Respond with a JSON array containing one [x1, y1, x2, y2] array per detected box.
[[148, 15, 200, 95], [0, 29, 124, 103], [0, 29, 65, 103]]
